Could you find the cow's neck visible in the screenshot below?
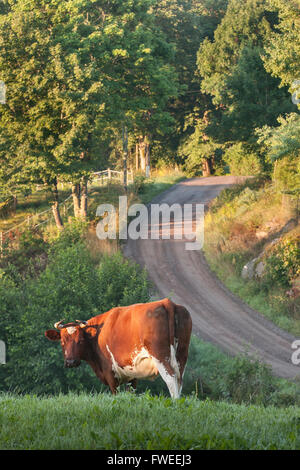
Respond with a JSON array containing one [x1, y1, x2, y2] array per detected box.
[[84, 326, 108, 384]]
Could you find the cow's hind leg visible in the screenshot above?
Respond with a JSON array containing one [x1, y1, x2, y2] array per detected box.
[[152, 355, 181, 399]]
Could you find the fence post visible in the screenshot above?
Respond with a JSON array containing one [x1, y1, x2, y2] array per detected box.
[[108, 168, 111, 180], [0, 231, 3, 258], [122, 125, 128, 192]]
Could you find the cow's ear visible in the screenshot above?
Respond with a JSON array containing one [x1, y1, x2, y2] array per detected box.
[[45, 329, 61, 341]]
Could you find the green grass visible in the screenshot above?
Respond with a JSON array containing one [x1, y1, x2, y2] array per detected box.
[[1, 392, 300, 450], [136, 170, 185, 205]]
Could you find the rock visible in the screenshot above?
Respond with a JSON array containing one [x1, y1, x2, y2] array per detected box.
[[255, 261, 265, 278], [242, 258, 265, 280], [242, 258, 258, 280]]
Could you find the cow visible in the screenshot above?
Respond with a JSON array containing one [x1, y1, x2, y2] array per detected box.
[[45, 298, 192, 399]]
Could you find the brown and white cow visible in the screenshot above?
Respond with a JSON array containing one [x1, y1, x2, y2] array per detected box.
[[45, 298, 192, 398]]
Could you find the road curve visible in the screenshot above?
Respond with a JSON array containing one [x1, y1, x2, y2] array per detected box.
[[124, 176, 300, 380]]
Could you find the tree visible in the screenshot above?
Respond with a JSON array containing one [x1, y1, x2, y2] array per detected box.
[[0, 0, 110, 226], [0, 0, 180, 218], [151, 0, 228, 164], [263, 0, 300, 99], [184, 0, 295, 175]]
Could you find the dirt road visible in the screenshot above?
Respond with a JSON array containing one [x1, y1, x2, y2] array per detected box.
[[124, 176, 300, 379]]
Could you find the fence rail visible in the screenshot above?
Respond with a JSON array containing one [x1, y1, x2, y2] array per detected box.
[[90, 168, 133, 185]]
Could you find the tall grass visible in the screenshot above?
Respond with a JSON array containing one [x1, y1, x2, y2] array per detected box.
[[1, 392, 300, 450]]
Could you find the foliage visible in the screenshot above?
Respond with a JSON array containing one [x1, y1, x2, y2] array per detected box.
[[256, 113, 300, 163], [97, 252, 150, 309], [0, 0, 179, 221], [224, 143, 263, 175], [188, 0, 295, 174], [263, 236, 300, 288], [273, 155, 300, 194], [263, 0, 300, 97], [178, 118, 224, 176]]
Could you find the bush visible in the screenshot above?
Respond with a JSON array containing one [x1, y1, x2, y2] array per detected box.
[[224, 143, 263, 176], [182, 336, 278, 406], [263, 236, 300, 288], [0, 229, 49, 282], [97, 252, 151, 310], [220, 354, 275, 405], [273, 155, 300, 194], [131, 174, 147, 194]]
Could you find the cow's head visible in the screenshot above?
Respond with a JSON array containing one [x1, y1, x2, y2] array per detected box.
[[45, 320, 88, 368]]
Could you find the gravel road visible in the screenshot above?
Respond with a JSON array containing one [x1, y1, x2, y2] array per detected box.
[[124, 176, 300, 379]]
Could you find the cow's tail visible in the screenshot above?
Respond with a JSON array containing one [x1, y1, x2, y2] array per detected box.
[[163, 298, 176, 348], [162, 298, 181, 398]]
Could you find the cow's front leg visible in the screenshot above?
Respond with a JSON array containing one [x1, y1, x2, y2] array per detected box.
[[106, 373, 119, 394]]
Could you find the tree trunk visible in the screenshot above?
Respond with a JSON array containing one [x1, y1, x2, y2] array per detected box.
[[51, 182, 64, 230], [145, 140, 150, 178], [136, 143, 139, 171], [122, 126, 128, 192], [80, 179, 88, 219], [202, 158, 213, 177], [72, 183, 81, 218], [139, 137, 146, 172]]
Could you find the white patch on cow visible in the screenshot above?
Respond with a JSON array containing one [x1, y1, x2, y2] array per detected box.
[[106, 345, 159, 383], [152, 343, 182, 399], [151, 357, 180, 399], [66, 327, 77, 335], [170, 344, 180, 379], [106, 342, 183, 399]]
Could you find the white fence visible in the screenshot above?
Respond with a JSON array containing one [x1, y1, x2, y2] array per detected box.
[[91, 168, 133, 185]]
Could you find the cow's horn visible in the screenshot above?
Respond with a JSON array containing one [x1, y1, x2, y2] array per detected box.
[[54, 320, 65, 329], [76, 320, 87, 328]]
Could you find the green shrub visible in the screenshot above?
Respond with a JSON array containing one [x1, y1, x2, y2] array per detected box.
[[220, 354, 275, 405], [97, 252, 151, 310], [224, 143, 263, 176], [131, 174, 147, 194], [0, 229, 49, 281], [263, 236, 300, 288], [273, 155, 300, 194]]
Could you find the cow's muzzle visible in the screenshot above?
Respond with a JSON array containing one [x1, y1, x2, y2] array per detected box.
[[64, 359, 81, 368]]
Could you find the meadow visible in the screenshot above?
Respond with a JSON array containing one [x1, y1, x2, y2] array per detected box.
[[1, 392, 300, 450]]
